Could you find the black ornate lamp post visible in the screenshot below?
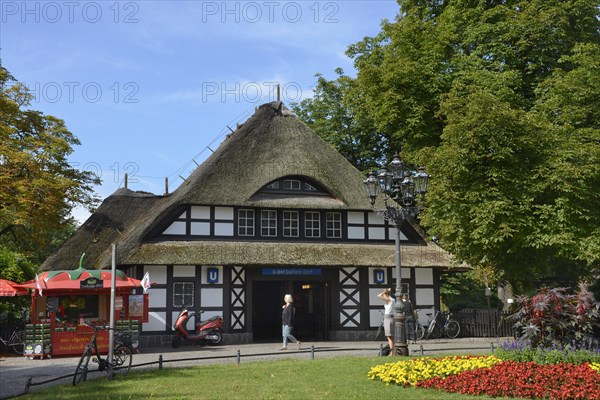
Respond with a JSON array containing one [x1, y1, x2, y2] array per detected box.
[[364, 154, 430, 356]]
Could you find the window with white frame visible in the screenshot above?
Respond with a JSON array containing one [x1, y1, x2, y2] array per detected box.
[[326, 212, 342, 238], [261, 210, 277, 237], [238, 209, 255, 236], [305, 211, 321, 238], [283, 211, 299, 237], [173, 282, 194, 308], [282, 179, 302, 190]]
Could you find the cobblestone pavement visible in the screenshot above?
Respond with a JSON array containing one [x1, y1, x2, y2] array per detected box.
[[0, 337, 503, 398]]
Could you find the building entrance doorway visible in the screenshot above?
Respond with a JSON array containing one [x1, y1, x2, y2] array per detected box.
[[252, 280, 329, 342]]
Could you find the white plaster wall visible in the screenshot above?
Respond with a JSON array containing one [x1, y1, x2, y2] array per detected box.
[[415, 268, 434, 285], [416, 308, 435, 325], [387, 228, 408, 240], [173, 265, 196, 277], [415, 288, 435, 307], [163, 221, 185, 235], [144, 265, 167, 284], [347, 226, 365, 239], [214, 207, 234, 220], [191, 222, 210, 235], [148, 288, 167, 308], [368, 213, 385, 225], [201, 288, 223, 307], [370, 309, 384, 328], [190, 206, 210, 219], [214, 223, 233, 236], [201, 310, 222, 320], [369, 288, 383, 305], [144, 311, 167, 331], [368, 227, 386, 240], [347, 211, 364, 224]]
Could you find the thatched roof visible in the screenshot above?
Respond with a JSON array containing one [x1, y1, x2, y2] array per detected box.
[[166, 101, 372, 209], [43, 102, 454, 270], [125, 240, 453, 268]]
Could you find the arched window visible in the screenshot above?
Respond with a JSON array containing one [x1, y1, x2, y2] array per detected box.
[[256, 176, 330, 196]]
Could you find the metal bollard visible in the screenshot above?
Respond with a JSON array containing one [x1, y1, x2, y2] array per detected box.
[[158, 354, 163, 369], [419, 344, 424, 356], [311, 345, 315, 360], [379, 343, 383, 356], [237, 349, 241, 364], [25, 377, 33, 393], [491, 343, 496, 352]]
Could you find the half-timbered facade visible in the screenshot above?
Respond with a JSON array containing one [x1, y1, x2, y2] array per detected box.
[[43, 102, 454, 345]]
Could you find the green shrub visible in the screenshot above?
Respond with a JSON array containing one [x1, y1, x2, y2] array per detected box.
[[496, 339, 600, 365]]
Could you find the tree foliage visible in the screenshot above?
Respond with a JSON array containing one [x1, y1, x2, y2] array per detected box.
[[0, 68, 99, 258], [342, 0, 600, 290], [0, 247, 36, 318], [291, 69, 390, 172]]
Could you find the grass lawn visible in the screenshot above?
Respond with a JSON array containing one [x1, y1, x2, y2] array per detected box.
[[25, 356, 525, 400]]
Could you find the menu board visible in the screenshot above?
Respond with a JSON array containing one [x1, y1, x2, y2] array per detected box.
[[129, 295, 144, 318]]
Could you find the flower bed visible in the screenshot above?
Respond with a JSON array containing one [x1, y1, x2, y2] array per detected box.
[[368, 356, 600, 399]]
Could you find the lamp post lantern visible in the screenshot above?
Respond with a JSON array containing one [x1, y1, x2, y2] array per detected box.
[[364, 154, 429, 356]]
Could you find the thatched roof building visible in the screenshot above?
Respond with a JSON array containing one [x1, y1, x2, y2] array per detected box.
[[43, 101, 452, 271]]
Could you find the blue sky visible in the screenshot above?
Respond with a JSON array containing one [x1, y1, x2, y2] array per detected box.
[[1, 1, 399, 222]]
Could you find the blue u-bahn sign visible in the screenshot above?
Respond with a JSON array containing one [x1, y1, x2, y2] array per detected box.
[[207, 267, 219, 283], [373, 269, 385, 284]]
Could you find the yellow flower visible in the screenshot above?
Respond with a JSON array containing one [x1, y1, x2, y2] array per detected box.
[[367, 356, 503, 386]]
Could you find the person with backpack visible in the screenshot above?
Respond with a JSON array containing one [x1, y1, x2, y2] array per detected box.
[[402, 294, 416, 342]]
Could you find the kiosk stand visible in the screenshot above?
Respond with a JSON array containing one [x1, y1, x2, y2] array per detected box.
[[6, 267, 148, 358]]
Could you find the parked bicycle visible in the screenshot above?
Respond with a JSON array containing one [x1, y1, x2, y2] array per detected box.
[[423, 310, 461, 339], [73, 321, 134, 385], [0, 328, 25, 354], [413, 320, 426, 342]]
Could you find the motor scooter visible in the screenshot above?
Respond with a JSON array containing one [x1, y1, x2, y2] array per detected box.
[[172, 308, 224, 348]]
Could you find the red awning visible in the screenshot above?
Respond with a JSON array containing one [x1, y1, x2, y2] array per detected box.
[[15, 268, 143, 292], [0, 279, 29, 296]]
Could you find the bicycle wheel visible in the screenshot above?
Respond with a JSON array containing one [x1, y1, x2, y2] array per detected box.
[[415, 324, 425, 341], [445, 320, 460, 339], [9, 331, 25, 355], [112, 345, 132, 376], [73, 349, 92, 386]]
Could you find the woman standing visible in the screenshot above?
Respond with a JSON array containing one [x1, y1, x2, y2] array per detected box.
[[280, 294, 301, 350], [377, 288, 395, 356]]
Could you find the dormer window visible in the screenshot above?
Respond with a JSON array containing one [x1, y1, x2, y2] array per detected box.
[[282, 179, 301, 190], [257, 176, 330, 196]]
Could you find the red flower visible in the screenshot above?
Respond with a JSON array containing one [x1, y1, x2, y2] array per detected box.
[[417, 361, 600, 400]]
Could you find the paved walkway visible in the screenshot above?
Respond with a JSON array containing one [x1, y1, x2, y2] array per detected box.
[[0, 337, 505, 398]]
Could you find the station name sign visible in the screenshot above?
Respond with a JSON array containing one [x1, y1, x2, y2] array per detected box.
[[262, 268, 322, 276]]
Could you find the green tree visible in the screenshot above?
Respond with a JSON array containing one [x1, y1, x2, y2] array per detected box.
[[344, 0, 600, 290], [0, 247, 36, 319], [0, 68, 99, 269], [291, 69, 389, 172]]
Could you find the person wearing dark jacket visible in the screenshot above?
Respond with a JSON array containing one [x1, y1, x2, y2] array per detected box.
[[402, 293, 416, 342], [280, 294, 301, 350]]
